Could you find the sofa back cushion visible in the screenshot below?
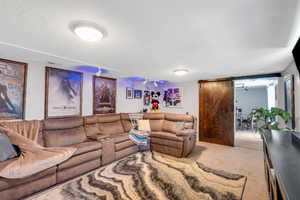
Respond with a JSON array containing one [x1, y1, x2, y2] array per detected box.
[[43, 117, 86, 147], [162, 120, 184, 134], [84, 116, 101, 137], [164, 113, 195, 130], [97, 114, 125, 135], [143, 113, 165, 131]]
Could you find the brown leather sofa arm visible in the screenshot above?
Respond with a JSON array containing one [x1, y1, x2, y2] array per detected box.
[[175, 129, 196, 136]]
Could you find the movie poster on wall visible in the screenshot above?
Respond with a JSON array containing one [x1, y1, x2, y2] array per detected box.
[[93, 76, 116, 114], [163, 87, 183, 108], [0, 59, 27, 119], [45, 67, 82, 118]]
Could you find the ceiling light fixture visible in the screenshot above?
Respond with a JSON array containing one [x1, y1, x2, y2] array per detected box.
[[96, 66, 102, 76], [73, 25, 103, 42], [173, 69, 189, 76]]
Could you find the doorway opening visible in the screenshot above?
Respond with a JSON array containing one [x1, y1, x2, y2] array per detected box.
[[234, 77, 279, 150]]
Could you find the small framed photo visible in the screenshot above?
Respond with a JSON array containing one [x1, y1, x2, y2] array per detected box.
[[134, 90, 142, 99], [126, 87, 134, 99]]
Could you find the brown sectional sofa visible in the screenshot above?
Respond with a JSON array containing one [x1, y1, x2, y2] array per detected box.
[[0, 112, 196, 200]]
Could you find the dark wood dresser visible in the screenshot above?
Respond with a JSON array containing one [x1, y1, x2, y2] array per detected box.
[[262, 130, 300, 200]]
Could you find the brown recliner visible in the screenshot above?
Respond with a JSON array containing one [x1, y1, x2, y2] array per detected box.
[[84, 113, 138, 165], [43, 117, 102, 183], [144, 113, 197, 157]]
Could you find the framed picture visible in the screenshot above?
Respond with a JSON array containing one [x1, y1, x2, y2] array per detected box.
[[0, 58, 27, 119], [45, 67, 83, 119], [143, 90, 151, 105], [163, 87, 183, 108], [134, 89, 142, 99], [93, 76, 117, 114], [126, 87, 133, 99], [284, 74, 295, 129]]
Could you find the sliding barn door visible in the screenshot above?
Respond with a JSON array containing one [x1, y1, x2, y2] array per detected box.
[[199, 80, 234, 146]]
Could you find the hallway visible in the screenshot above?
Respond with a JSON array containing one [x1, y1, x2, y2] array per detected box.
[[235, 130, 263, 151]]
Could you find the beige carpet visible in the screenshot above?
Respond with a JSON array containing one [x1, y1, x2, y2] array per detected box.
[[188, 142, 268, 200], [234, 131, 263, 151], [28, 151, 247, 200]]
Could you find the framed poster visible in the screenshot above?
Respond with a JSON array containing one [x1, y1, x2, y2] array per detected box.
[[134, 90, 142, 99], [163, 87, 183, 108], [126, 87, 133, 99], [284, 74, 295, 129], [0, 58, 27, 119], [45, 67, 83, 118], [93, 76, 117, 114], [143, 90, 151, 105]]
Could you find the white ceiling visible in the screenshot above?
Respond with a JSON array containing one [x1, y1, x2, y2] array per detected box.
[[0, 0, 299, 82]]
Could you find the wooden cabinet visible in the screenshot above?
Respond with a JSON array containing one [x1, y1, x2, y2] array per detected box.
[[263, 139, 285, 200]]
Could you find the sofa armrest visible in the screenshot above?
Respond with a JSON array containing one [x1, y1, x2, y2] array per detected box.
[[175, 129, 196, 136]]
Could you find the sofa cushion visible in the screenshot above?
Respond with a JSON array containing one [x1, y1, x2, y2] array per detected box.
[[58, 150, 101, 170], [143, 113, 165, 120], [44, 126, 86, 147], [84, 116, 98, 124], [98, 121, 124, 135], [149, 120, 164, 131], [69, 141, 102, 156], [151, 137, 182, 148], [0, 165, 56, 191], [162, 120, 184, 134], [98, 114, 121, 123], [111, 134, 130, 143], [115, 140, 135, 151], [85, 124, 100, 137], [164, 113, 193, 122], [150, 131, 184, 141], [43, 117, 83, 130]]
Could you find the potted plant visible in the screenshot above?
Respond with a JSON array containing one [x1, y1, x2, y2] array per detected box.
[[248, 107, 291, 132]]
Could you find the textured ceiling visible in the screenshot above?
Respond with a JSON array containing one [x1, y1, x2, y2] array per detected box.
[[0, 0, 299, 82]]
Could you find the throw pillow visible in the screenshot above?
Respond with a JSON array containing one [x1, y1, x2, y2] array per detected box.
[[0, 133, 18, 162], [137, 120, 151, 132]]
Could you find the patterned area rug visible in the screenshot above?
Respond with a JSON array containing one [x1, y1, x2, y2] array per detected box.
[[29, 152, 246, 200]]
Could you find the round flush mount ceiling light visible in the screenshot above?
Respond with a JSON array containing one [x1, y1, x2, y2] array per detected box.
[[74, 26, 103, 41], [70, 21, 105, 42], [173, 69, 189, 76]]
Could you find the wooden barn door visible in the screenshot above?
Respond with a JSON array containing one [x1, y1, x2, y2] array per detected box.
[[199, 80, 234, 146]]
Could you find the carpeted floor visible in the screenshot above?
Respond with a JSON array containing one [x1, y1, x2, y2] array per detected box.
[[28, 152, 247, 200], [234, 131, 262, 151], [190, 142, 268, 200]]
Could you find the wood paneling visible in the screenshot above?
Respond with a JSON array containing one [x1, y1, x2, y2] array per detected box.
[[199, 80, 234, 146]]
